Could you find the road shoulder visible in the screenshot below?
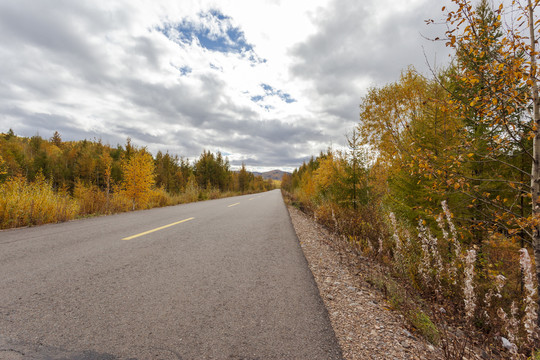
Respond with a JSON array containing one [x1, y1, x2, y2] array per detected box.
[[287, 205, 443, 360]]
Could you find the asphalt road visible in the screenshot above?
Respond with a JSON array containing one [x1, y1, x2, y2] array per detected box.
[[0, 189, 342, 359]]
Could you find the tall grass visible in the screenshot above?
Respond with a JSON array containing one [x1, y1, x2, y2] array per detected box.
[[1, 176, 270, 230], [0, 174, 78, 229], [74, 180, 109, 215]]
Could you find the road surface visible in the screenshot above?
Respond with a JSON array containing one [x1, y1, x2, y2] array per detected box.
[[0, 190, 342, 359]]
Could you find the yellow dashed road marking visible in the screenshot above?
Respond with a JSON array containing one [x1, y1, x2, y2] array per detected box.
[[122, 217, 194, 240]]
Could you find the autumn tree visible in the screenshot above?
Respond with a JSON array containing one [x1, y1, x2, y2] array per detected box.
[[29, 135, 50, 181], [0, 154, 6, 181], [312, 151, 344, 203], [296, 156, 321, 204], [439, 0, 529, 232], [358, 68, 464, 222], [100, 149, 113, 205], [0, 134, 20, 177], [437, 0, 540, 324], [238, 163, 249, 193], [73, 140, 97, 185], [122, 149, 155, 210], [281, 172, 292, 192]]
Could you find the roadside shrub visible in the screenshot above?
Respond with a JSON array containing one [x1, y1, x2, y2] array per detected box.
[[108, 185, 133, 213], [0, 174, 78, 229], [74, 180, 108, 215], [147, 187, 171, 208]]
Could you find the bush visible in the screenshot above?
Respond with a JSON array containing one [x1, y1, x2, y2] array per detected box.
[[74, 181, 108, 215], [148, 187, 171, 208], [0, 174, 78, 229], [108, 185, 132, 213], [1, 174, 267, 230]]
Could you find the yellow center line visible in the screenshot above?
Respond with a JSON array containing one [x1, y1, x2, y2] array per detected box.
[[228, 202, 240, 207], [248, 198, 255, 201], [122, 217, 194, 240]]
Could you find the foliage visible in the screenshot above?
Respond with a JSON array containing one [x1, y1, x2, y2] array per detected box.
[[286, 0, 540, 354], [154, 151, 189, 194], [0, 131, 276, 229], [0, 174, 78, 229], [0, 154, 6, 181], [74, 180, 109, 215], [237, 163, 250, 193], [122, 148, 156, 210], [193, 150, 230, 191], [287, 148, 385, 251]]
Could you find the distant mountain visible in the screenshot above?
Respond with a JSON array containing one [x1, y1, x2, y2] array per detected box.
[[252, 170, 291, 181]]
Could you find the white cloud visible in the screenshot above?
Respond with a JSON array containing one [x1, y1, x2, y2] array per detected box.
[[0, 0, 452, 170]]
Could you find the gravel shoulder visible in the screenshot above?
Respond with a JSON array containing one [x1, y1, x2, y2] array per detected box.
[[288, 205, 444, 360]]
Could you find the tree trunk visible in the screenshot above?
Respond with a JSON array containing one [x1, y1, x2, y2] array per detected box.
[[527, 0, 540, 327]]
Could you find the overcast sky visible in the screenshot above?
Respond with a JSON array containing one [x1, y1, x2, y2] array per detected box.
[[0, 0, 452, 171]]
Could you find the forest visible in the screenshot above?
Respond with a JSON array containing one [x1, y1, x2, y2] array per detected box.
[[0, 130, 274, 229], [282, 0, 540, 357]]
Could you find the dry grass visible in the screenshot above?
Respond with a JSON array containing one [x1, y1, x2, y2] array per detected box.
[[0, 178, 269, 230], [0, 175, 79, 229]]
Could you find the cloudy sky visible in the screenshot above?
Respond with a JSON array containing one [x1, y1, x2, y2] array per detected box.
[[0, 0, 452, 171]]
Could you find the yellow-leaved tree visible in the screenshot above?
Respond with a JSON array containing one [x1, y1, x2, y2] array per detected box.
[[122, 149, 155, 210], [442, 0, 540, 325], [0, 154, 6, 178]]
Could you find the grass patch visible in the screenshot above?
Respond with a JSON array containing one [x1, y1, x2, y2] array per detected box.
[[410, 310, 440, 345], [366, 271, 440, 345]]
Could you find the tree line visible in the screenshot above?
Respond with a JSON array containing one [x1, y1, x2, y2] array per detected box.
[[283, 0, 540, 355], [0, 130, 274, 228]]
